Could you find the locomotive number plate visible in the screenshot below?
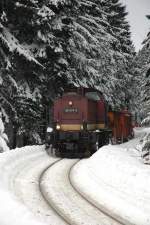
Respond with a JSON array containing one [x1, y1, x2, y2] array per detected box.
[[64, 108, 78, 113]]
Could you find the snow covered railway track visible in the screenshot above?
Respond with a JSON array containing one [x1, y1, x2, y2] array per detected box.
[[39, 159, 70, 225], [40, 158, 121, 225], [69, 162, 123, 225]]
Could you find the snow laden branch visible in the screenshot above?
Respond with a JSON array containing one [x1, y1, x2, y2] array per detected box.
[[0, 114, 9, 152], [0, 23, 43, 68]]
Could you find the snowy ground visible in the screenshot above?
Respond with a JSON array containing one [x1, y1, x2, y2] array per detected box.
[[0, 128, 149, 225], [40, 158, 120, 225], [0, 146, 67, 225], [0, 146, 46, 225], [71, 128, 150, 225]]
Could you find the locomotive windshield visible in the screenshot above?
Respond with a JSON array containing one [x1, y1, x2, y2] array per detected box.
[[85, 91, 101, 101], [63, 92, 78, 96]]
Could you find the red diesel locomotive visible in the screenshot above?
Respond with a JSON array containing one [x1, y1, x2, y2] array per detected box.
[[46, 87, 133, 157]]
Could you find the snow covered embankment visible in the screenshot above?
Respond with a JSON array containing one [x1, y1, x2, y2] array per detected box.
[[0, 146, 50, 225], [71, 129, 150, 225]]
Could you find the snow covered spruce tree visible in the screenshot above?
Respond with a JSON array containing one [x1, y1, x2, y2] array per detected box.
[[135, 15, 150, 163], [0, 112, 9, 152], [133, 15, 150, 121], [0, 3, 21, 146], [0, 5, 17, 124], [139, 17, 150, 117], [66, 0, 111, 88], [0, 0, 45, 146], [0, 0, 77, 146], [66, 0, 134, 108], [100, 0, 135, 108], [0, 0, 135, 147], [63, 0, 135, 109]]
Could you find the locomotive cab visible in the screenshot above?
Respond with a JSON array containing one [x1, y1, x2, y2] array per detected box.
[[46, 87, 110, 158], [46, 87, 133, 158]]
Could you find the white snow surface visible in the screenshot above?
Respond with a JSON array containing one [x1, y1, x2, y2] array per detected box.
[[0, 146, 47, 225], [40, 158, 120, 225], [0, 117, 9, 152], [0, 189, 45, 225], [71, 128, 150, 225], [0, 128, 150, 225]]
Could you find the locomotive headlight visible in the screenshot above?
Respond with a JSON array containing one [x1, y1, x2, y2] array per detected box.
[[69, 101, 73, 106], [81, 125, 84, 130], [81, 122, 87, 130], [56, 124, 61, 130]]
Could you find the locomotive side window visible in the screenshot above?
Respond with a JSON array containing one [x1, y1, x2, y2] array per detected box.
[[85, 92, 101, 101]]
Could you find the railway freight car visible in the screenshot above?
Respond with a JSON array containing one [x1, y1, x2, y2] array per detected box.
[[46, 87, 133, 158], [108, 110, 134, 144]]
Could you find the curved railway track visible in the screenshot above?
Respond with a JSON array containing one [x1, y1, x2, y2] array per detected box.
[[39, 159, 69, 225], [68, 161, 123, 225], [40, 158, 121, 225]]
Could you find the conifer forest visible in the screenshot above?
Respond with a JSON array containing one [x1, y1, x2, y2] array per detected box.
[[0, 0, 150, 148]]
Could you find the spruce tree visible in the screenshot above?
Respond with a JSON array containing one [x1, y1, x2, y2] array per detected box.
[[0, 0, 135, 146], [102, 0, 135, 108], [0, 0, 44, 144], [136, 15, 150, 118], [65, 0, 135, 109], [134, 15, 150, 163], [0, 0, 74, 145]]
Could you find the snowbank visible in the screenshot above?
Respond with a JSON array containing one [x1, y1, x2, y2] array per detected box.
[[0, 145, 46, 225], [134, 127, 150, 139], [71, 129, 150, 225], [0, 189, 45, 225]]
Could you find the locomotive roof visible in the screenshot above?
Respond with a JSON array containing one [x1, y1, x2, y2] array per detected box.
[[64, 87, 103, 96]]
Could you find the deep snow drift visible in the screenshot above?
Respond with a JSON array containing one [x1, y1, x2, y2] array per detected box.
[[71, 128, 150, 225]]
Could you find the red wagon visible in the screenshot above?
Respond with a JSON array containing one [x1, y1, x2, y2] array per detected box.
[[108, 110, 134, 143]]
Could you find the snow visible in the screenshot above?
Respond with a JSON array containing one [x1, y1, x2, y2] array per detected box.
[[136, 128, 150, 164], [0, 24, 42, 67], [48, 0, 66, 7], [40, 159, 119, 225], [0, 189, 45, 225], [0, 116, 4, 134], [71, 128, 150, 225], [0, 136, 9, 152], [0, 116, 9, 152], [37, 6, 55, 18], [0, 145, 67, 225], [141, 113, 150, 126], [0, 128, 150, 225], [0, 146, 49, 225], [18, 83, 41, 102]]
